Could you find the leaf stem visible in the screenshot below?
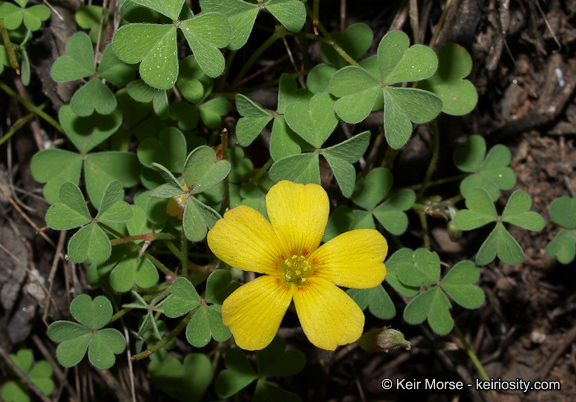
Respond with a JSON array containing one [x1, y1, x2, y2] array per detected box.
[[131, 309, 195, 361]]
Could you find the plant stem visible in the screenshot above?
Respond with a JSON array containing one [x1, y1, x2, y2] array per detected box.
[[417, 119, 440, 200], [232, 34, 279, 88], [0, 101, 48, 146], [0, 19, 19, 74], [453, 324, 493, 387], [0, 80, 63, 133], [181, 227, 188, 277]]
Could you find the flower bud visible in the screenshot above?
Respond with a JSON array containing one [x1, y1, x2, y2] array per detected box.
[[357, 327, 411, 352]]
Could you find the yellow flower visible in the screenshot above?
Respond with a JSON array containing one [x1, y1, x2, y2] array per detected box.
[[207, 180, 388, 350]]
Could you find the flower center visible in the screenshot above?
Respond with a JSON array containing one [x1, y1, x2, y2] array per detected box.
[[280, 254, 312, 286]]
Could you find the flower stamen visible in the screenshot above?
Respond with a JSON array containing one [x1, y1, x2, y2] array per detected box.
[[280, 254, 312, 286]]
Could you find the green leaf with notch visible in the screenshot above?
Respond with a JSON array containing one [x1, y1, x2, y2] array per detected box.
[[47, 295, 125, 369], [397, 248, 441, 287], [164, 277, 201, 318], [418, 43, 478, 116], [59, 104, 122, 154], [199, 0, 258, 50], [180, 13, 231, 78], [109, 253, 158, 293], [440, 261, 485, 309], [215, 348, 257, 398], [383, 248, 420, 297], [186, 304, 231, 347], [183, 197, 222, 241], [453, 188, 497, 230], [138, 127, 187, 172], [0, 1, 50, 31], [453, 135, 516, 201], [183, 146, 231, 194], [264, 0, 306, 32], [113, 24, 178, 90], [235, 93, 274, 146], [45, 181, 91, 230], [284, 92, 338, 148], [475, 223, 525, 265], [501, 190, 545, 231], [546, 230, 576, 264], [269, 153, 320, 185], [50, 32, 95, 81], [403, 287, 454, 335], [347, 284, 396, 320]]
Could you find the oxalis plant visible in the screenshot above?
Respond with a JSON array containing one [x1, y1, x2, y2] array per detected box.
[[0, 0, 572, 400]]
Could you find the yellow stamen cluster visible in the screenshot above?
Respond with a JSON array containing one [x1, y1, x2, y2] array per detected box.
[[281, 254, 312, 286]]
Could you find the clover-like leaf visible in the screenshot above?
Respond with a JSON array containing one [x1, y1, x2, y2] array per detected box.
[[321, 22, 373, 68], [186, 304, 231, 347], [378, 30, 438, 85], [453, 188, 497, 230], [113, 24, 178, 90], [59, 104, 123, 154], [418, 43, 478, 116], [397, 248, 441, 287], [453, 135, 516, 201], [50, 32, 95, 82], [501, 190, 545, 231], [383, 248, 420, 297], [347, 284, 396, 320], [215, 348, 257, 398], [235, 94, 274, 146], [546, 230, 576, 264], [2, 349, 55, 401], [45, 181, 91, 230], [440, 261, 485, 309], [149, 354, 213, 402], [47, 295, 125, 369], [329, 31, 442, 149], [0, 1, 50, 31], [68, 223, 112, 263], [284, 92, 338, 148], [199, 0, 258, 50], [183, 146, 231, 194], [164, 277, 202, 318], [180, 13, 231, 78], [373, 189, 415, 235], [330, 66, 380, 124], [127, 0, 185, 20], [264, 0, 306, 32], [549, 195, 576, 229], [109, 253, 159, 293], [403, 287, 454, 335], [269, 153, 320, 185], [475, 223, 524, 266], [256, 336, 306, 377], [383, 87, 443, 149], [138, 127, 187, 172], [70, 78, 117, 116], [205, 270, 241, 305], [183, 197, 222, 242], [198, 96, 229, 128], [352, 168, 393, 210]]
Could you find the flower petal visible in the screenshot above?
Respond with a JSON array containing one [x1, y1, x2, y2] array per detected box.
[[293, 277, 364, 350], [221, 275, 293, 350], [207, 206, 284, 275], [267, 180, 329, 256], [310, 229, 387, 288]]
